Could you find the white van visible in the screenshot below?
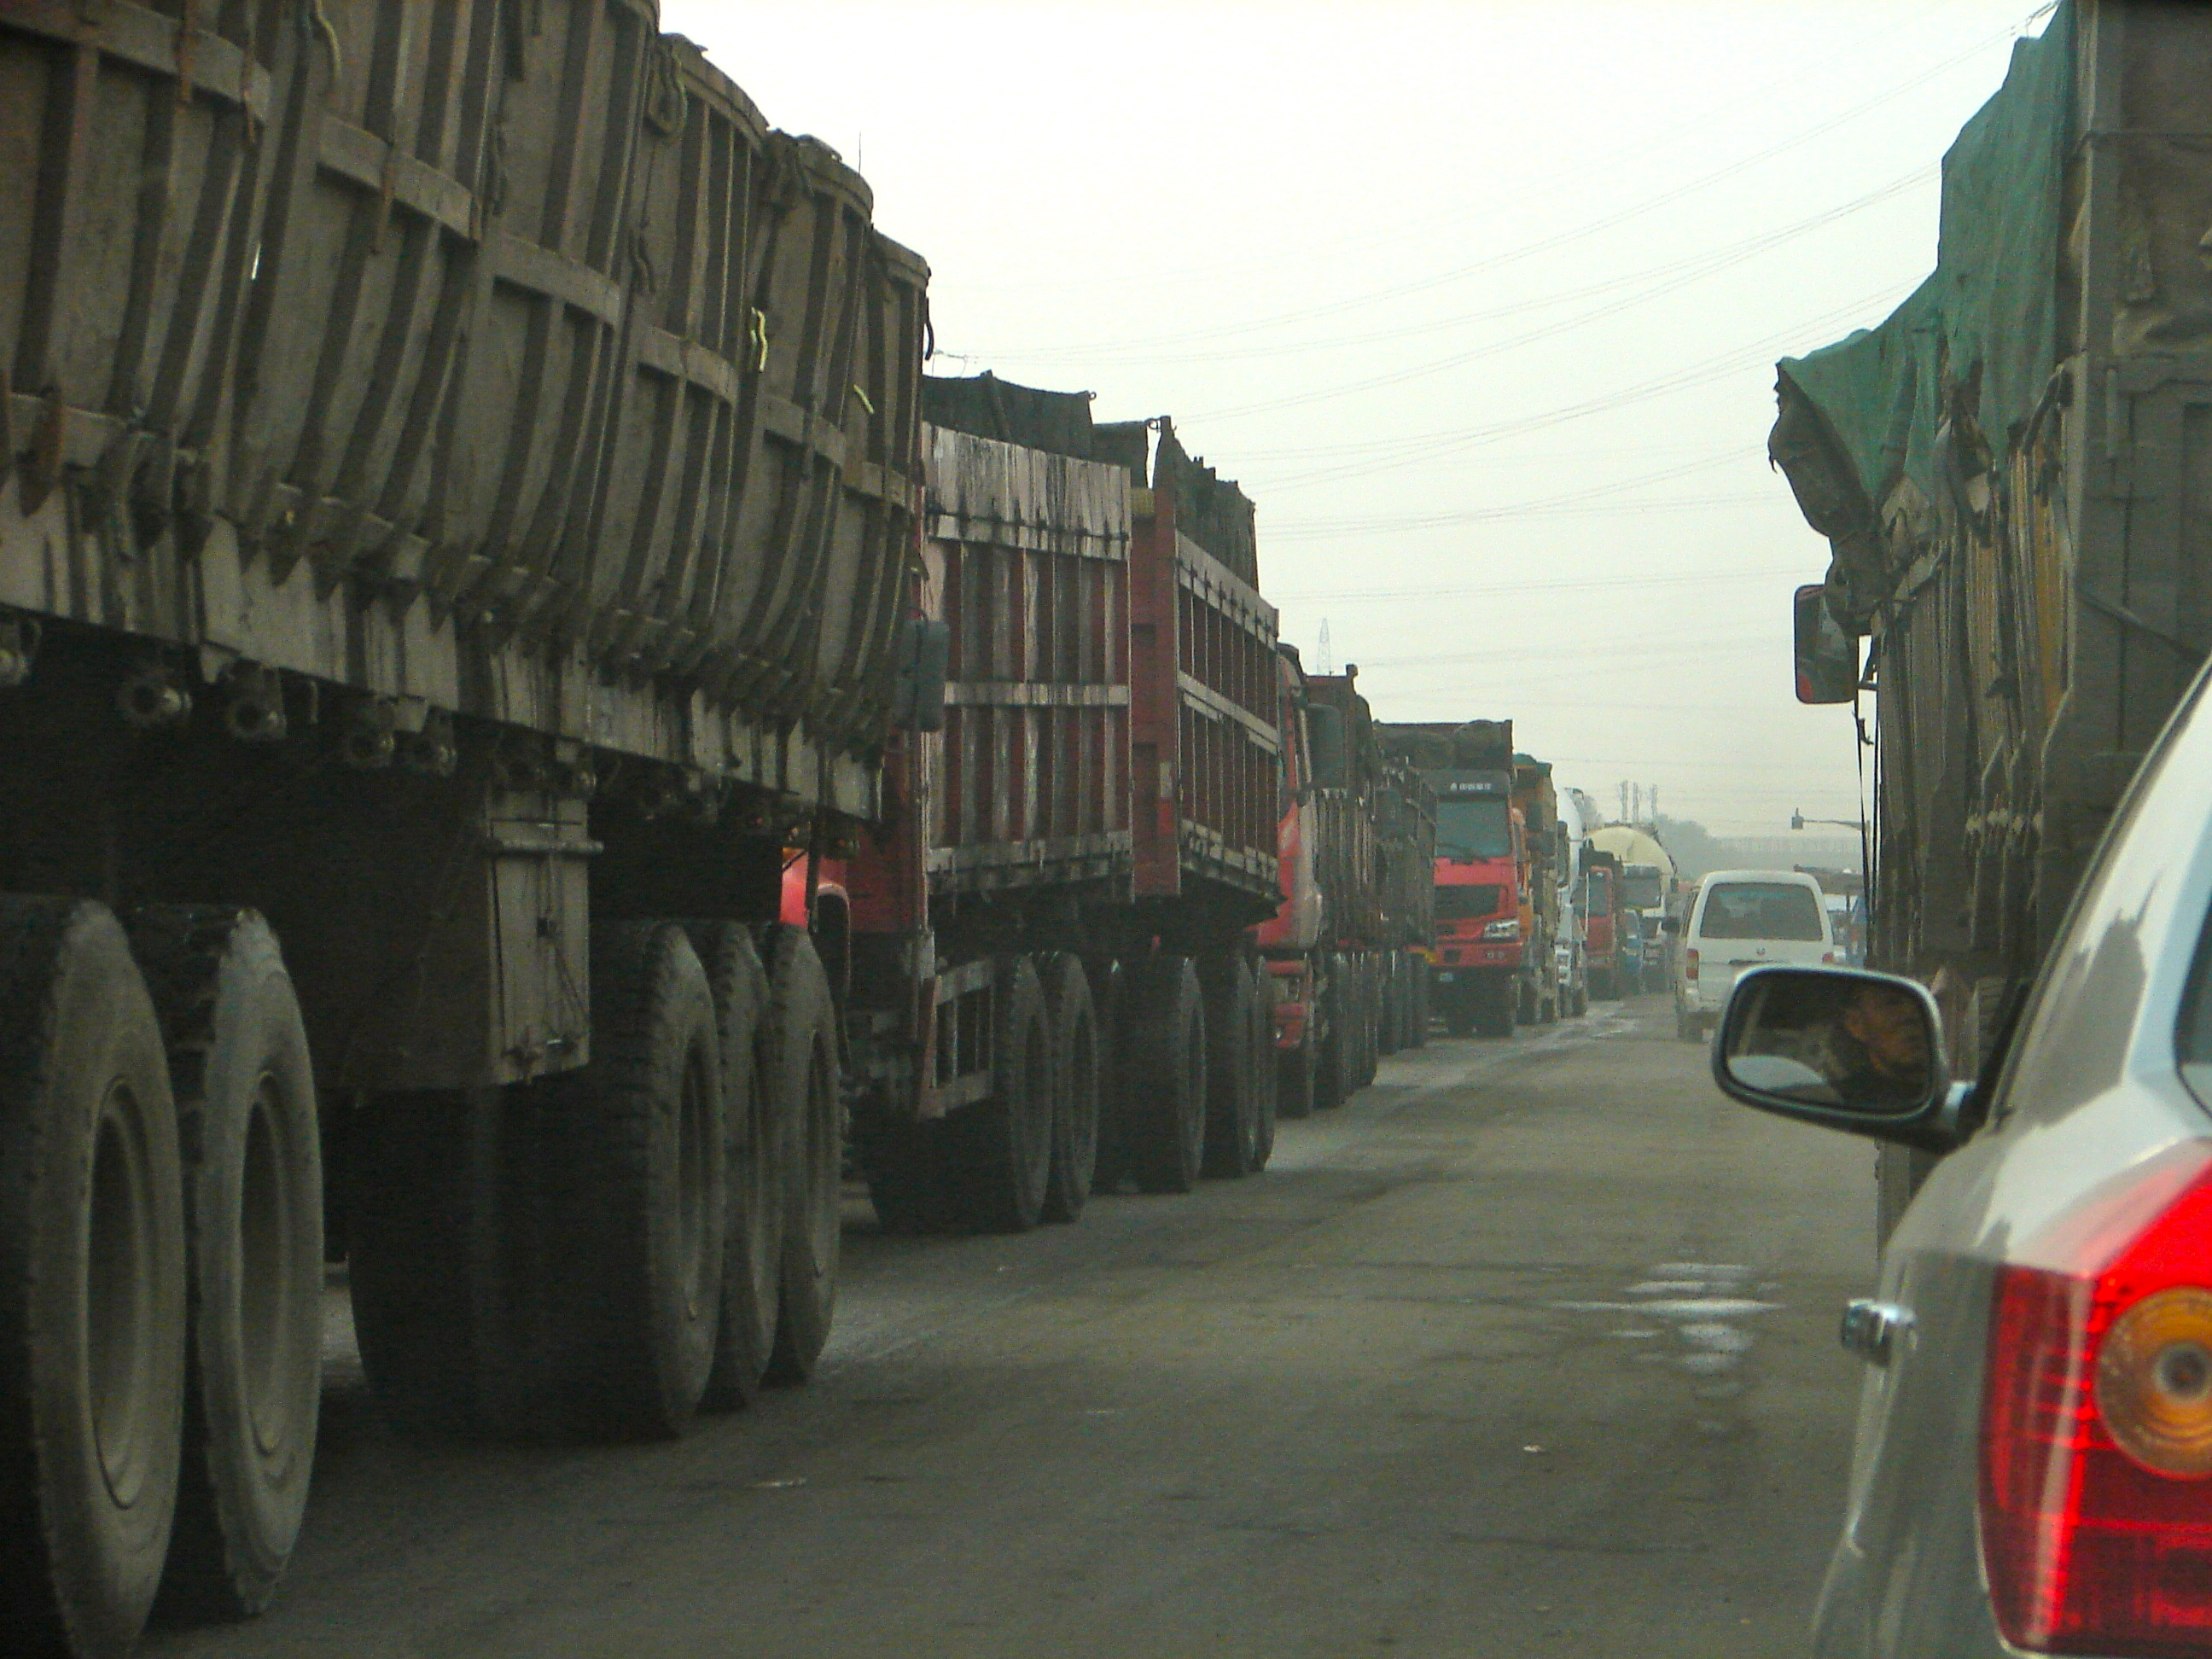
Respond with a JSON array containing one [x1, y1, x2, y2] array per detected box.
[[1672, 869, 1835, 1041]]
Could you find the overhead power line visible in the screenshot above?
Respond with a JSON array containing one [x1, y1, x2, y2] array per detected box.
[[981, 161, 1934, 370], [1272, 562, 1807, 605], [954, 3, 2046, 356], [1227, 277, 1911, 491]]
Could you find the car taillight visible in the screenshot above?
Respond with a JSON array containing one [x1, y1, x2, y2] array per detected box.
[[1981, 1145, 2212, 1656], [1684, 948, 1698, 981], [1821, 951, 1837, 964]]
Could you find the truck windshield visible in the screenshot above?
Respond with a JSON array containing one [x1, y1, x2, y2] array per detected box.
[[1435, 799, 1511, 859], [1621, 867, 1664, 908]]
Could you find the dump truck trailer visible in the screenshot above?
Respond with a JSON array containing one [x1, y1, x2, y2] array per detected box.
[[1768, 0, 2212, 1233], [0, 11, 1306, 1656], [839, 378, 1293, 1228], [1257, 662, 1427, 1114]]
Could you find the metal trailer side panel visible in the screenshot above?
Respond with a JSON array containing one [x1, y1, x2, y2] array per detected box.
[[0, 2, 923, 818]]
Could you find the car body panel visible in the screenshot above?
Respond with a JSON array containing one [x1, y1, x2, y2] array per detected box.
[[1813, 669, 2212, 1658]]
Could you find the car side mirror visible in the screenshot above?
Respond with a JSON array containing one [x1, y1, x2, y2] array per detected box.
[[1712, 966, 1966, 1153], [1660, 917, 1680, 934]]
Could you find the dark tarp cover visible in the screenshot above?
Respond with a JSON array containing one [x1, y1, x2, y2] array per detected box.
[[923, 374, 1260, 586], [1770, 5, 2075, 620]]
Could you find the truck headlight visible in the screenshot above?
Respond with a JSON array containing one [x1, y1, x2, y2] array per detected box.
[[1482, 919, 1521, 940]]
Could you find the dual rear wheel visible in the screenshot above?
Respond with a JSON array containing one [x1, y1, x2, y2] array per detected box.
[[350, 920, 841, 1438], [0, 899, 325, 1659]]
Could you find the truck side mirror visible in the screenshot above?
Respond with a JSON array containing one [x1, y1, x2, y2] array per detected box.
[[1661, 917, 1681, 934], [1793, 584, 1859, 704], [892, 617, 950, 731]]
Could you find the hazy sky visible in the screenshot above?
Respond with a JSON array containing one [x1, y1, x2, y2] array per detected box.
[[665, 0, 2051, 835]]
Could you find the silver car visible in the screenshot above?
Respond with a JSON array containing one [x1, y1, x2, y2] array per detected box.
[[1713, 665, 2212, 1657]]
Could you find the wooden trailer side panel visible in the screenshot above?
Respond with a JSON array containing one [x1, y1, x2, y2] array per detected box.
[[916, 424, 1132, 899]]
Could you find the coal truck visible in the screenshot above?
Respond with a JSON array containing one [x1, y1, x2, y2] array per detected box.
[[1259, 664, 1433, 1113], [0, 9, 1344, 1656], [1380, 719, 1566, 1035], [1767, 0, 2212, 1234]]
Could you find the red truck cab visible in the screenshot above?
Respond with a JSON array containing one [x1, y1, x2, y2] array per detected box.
[[1581, 857, 1621, 1000], [1426, 781, 1524, 1036]]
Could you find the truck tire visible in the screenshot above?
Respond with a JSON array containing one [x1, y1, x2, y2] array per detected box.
[[1198, 955, 1260, 1179], [1040, 955, 1099, 1224], [1407, 958, 1429, 1048], [1087, 961, 1129, 1196], [946, 956, 1052, 1232], [1336, 959, 1371, 1092], [1377, 955, 1402, 1057], [762, 928, 841, 1384], [538, 922, 726, 1438], [683, 923, 777, 1412], [1479, 977, 1519, 1039], [1314, 956, 1349, 1109], [1121, 956, 1208, 1193], [126, 908, 322, 1621], [0, 899, 185, 1659], [1248, 963, 1278, 1173]]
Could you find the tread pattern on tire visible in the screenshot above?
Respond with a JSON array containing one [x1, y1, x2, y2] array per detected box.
[[946, 956, 1051, 1233], [126, 906, 322, 1622], [0, 898, 186, 1659], [1122, 956, 1206, 1195], [684, 922, 775, 1413], [763, 928, 839, 1385], [1198, 954, 1260, 1179], [1040, 954, 1098, 1224], [537, 921, 725, 1440]]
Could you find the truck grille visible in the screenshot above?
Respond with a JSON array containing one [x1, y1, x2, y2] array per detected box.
[[1435, 885, 1504, 921]]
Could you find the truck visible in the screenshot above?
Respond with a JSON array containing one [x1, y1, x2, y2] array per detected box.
[[1580, 847, 1623, 999], [1270, 668, 1430, 1103], [1378, 719, 1563, 1036], [1375, 758, 1438, 1052], [845, 376, 1298, 1226], [1511, 752, 1569, 1022], [1767, 0, 2212, 1235], [0, 11, 1342, 1655], [1588, 823, 1676, 983]]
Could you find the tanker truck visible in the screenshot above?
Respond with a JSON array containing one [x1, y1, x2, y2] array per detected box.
[[0, 11, 1298, 1654], [1587, 824, 1676, 987]]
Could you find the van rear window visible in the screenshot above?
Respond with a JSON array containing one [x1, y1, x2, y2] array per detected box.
[[1697, 883, 1825, 941]]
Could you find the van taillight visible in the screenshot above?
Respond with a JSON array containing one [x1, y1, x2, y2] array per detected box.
[[1980, 1147, 2212, 1656], [1684, 949, 1698, 981]]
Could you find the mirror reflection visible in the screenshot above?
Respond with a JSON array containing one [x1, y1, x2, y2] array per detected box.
[[1723, 969, 1934, 1115]]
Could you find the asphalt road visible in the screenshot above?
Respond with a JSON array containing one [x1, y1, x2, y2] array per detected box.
[[148, 994, 1877, 1659]]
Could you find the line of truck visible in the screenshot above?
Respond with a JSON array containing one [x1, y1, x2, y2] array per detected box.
[[0, 9, 1437, 1655]]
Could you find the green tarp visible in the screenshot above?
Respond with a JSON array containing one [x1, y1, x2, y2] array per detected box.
[[1773, 5, 2075, 581]]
